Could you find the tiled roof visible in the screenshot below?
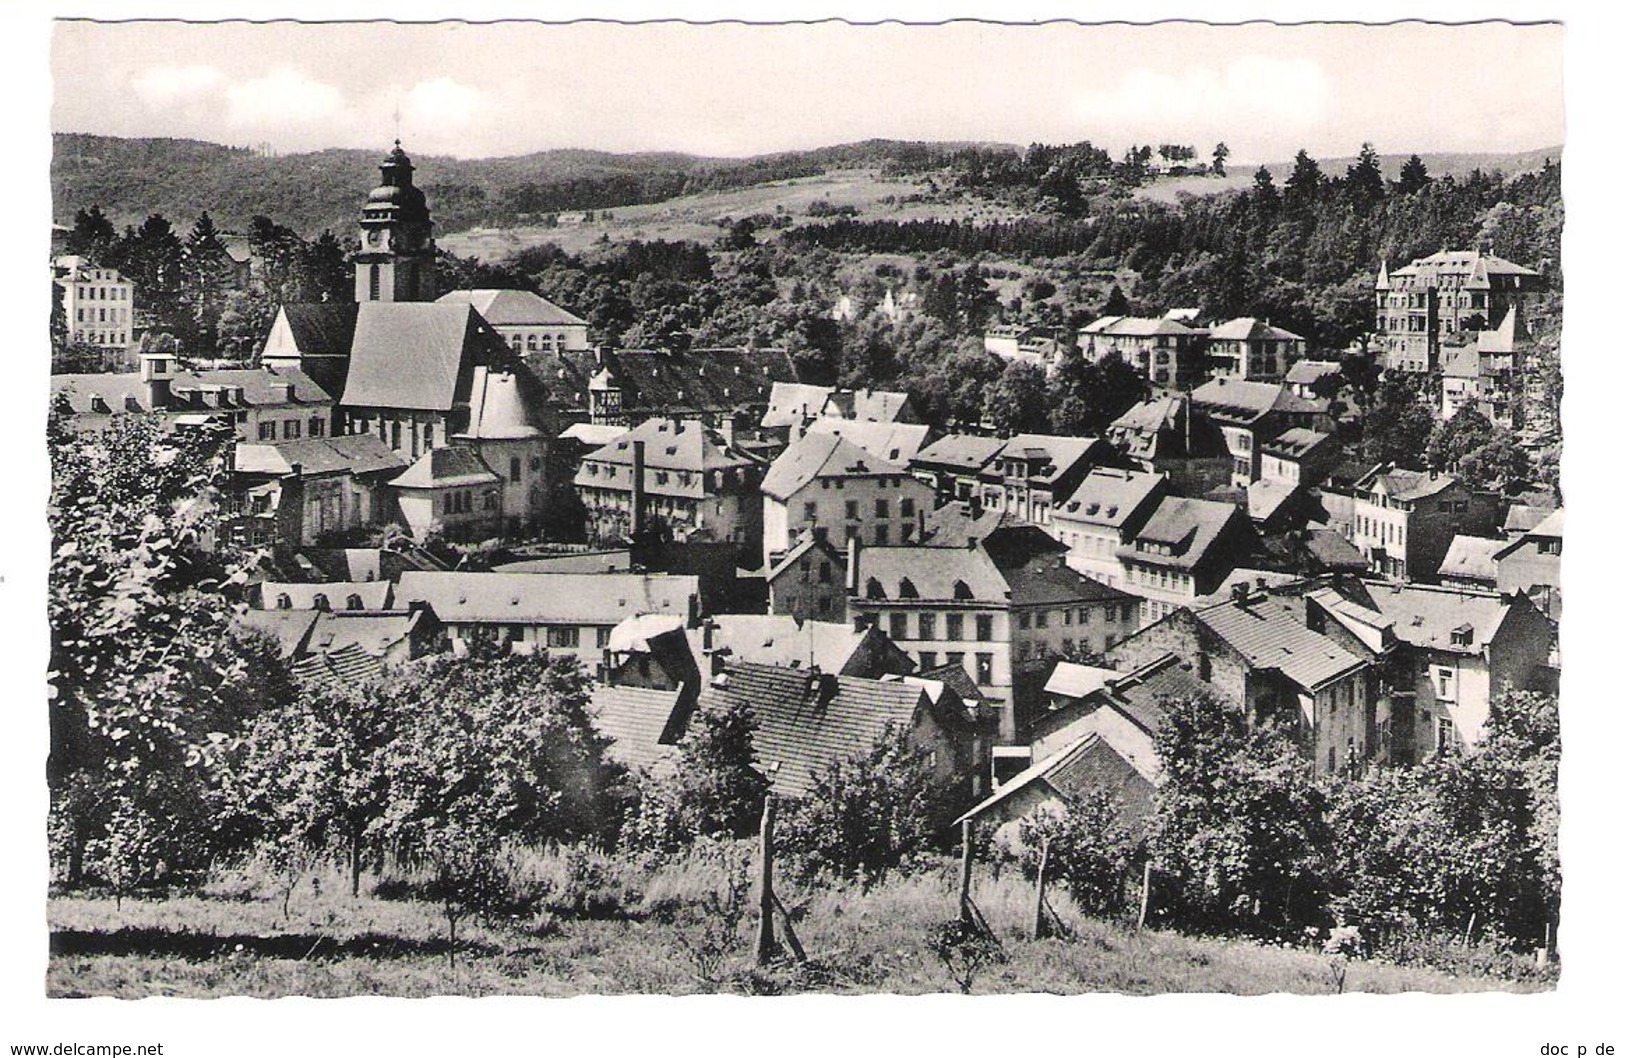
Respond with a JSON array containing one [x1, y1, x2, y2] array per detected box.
[[695, 615, 887, 675], [1364, 581, 1513, 655], [823, 387, 914, 423], [1119, 495, 1244, 571], [1044, 662, 1116, 700], [1390, 249, 1539, 280], [917, 661, 989, 705], [955, 731, 1155, 828], [1055, 467, 1166, 527], [1303, 528, 1369, 572], [580, 418, 755, 480], [395, 570, 698, 626], [1438, 535, 1501, 582], [984, 526, 1135, 606], [258, 580, 393, 611], [559, 422, 626, 447], [1081, 315, 1203, 338], [1196, 593, 1366, 691], [1192, 378, 1327, 422], [234, 609, 319, 658], [911, 433, 1005, 473], [590, 684, 683, 775], [1246, 479, 1300, 522], [290, 643, 387, 693], [1442, 345, 1481, 379], [922, 501, 1015, 546], [343, 303, 509, 412], [763, 532, 843, 585], [1360, 466, 1459, 503], [1502, 503, 1555, 535], [1207, 317, 1305, 342], [275, 303, 358, 355], [1103, 653, 1209, 735], [761, 431, 906, 501], [233, 434, 406, 478], [390, 445, 500, 490], [306, 609, 423, 656], [762, 382, 836, 428], [852, 543, 1009, 603], [436, 288, 587, 327], [560, 347, 795, 417], [804, 417, 931, 467], [1261, 428, 1332, 460], [51, 364, 333, 416], [498, 550, 634, 574], [986, 434, 1103, 487], [1284, 359, 1342, 387], [697, 662, 929, 797]]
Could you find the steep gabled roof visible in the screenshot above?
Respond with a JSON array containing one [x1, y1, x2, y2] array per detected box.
[[954, 730, 1156, 828], [987, 434, 1103, 487], [1438, 535, 1502, 583], [274, 303, 359, 356], [1054, 467, 1166, 528], [233, 433, 406, 478], [1120, 495, 1245, 571], [761, 431, 906, 500], [762, 382, 836, 428], [234, 609, 320, 659], [984, 526, 1135, 607], [343, 302, 508, 412], [1196, 593, 1366, 692], [258, 580, 393, 611], [697, 662, 930, 798], [305, 609, 425, 656], [1207, 317, 1305, 343], [1284, 359, 1343, 387], [1364, 581, 1518, 655], [590, 684, 684, 776], [577, 417, 757, 499], [290, 643, 387, 693], [1192, 378, 1327, 422], [804, 417, 931, 467], [458, 366, 548, 440], [1261, 428, 1333, 460], [852, 543, 1009, 603]]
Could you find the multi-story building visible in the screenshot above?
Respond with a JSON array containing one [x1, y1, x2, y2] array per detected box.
[[909, 433, 1006, 505], [760, 382, 918, 444], [1258, 428, 1339, 489], [1107, 586, 1376, 776], [1374, 250, 1542, 373], [1204, 317, 1306, 381], [1494, 508, 1562, 621], [54, 256, 135, 350], [394, 569, 700, 661], [1078, 315, 1207, 388], [226, 433, 406, 548], [848, 527, 1140, 740], [1330, 464, 1498, 581], [983, 324, 1071, 373], [764, 529, 850, 622], [977, 433, 1107, 529], [1050, 467, 1168, 588], [574, 417, 764, 549], [1105, 393, 1233, 497], [1115, 495, 1256, 625], [1191, 377, 1331, 488], [760, 430, 932, 566], [51, 351, 336, 442], [1438, 306, 1533, 429]]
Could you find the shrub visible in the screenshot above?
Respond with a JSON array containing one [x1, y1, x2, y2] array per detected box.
[[1017, 793, 1136, 916]]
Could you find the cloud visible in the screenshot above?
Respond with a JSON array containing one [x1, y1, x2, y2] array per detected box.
[[130, 64, 223, 108], [224, 66, 344, 127], [401, 77, 486, 129], [1073, 55, 1330, 143]]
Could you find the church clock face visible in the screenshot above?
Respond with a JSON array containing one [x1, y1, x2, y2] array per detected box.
[[366, 229, 383, 247]]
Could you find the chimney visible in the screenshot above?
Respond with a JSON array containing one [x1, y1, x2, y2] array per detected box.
[[1231, 582, 1251, 603], [630, 439, 646, 539], [139, 351, 174, 410], [965, 536, 978, 550], [718, 415, 736, 447], [845, 536, 860, 593]]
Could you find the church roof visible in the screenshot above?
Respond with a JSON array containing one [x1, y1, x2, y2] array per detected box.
[[342, 302, 508, 412], [457, 366, 548, 440]]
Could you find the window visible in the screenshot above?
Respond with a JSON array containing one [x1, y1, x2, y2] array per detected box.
[[975, 653, 994, 684], [391, 421, 402, 450], [346, 593, 364, 610], [1062, 638, 1074, 655], [1105, 634, 1119, 649], [368, 264, 380, 300], [596, 627, 612, 649], [275, 593, 292, 610], [310, 417, 325, 437], [946, 613, 964, 640], [1018, 612, 1031, 630], [875, 498, 889, 519], [1079, 607, 1091, 625], [953, 580, 974, 601], [258, 422, 276, 441], [284, 420, 301, 440], [804, 502, 818, 521], [889, 612, 908, 641], [975, 615, 993, 641], [918, 613, 936, 641], [865, 577, 886, 600], [919, 651, 938, 671], [901, 497, 915, 518], [510, 457, 522, 483], [1035, 612, 1048, 629], [875, 524, 889, 545], [312, 593, 330, 612], [946, 651, 964, 668], [898, 577, 918, 599], [846, 500, 860, 521], [1435, 666, 1456, 701], [547, 626, 581, 649]]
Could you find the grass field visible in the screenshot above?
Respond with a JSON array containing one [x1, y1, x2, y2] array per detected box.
[[438, 169, 1039, 261], [46, 850, 1552, 997]]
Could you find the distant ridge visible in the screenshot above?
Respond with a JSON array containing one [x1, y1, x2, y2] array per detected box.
[[50, 131, 1560, 240]]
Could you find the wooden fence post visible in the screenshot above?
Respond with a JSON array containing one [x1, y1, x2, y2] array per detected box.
[[958, 819, 974, 923], [1137, 859, 1153, 931], [756, 795, 778, 966], [1032, 838, 1050, 939]]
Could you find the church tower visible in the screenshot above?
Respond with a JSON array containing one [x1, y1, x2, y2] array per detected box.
[[353, 140, 437, 303]]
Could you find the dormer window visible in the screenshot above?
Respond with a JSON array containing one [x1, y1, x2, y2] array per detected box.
[[898, 577, 919, 599], [312, 593, 330, 611], [1450, 625, 1474, 647], [275, 593, 292, 610], [953, 580, 974, 601], [346, 593, 364, 610], [865, 577, 886, 600]]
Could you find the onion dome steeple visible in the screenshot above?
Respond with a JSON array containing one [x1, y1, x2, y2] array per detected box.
[[353, 138, 437, 303]]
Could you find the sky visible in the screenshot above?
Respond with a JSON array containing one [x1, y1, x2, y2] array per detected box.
[[52, 19, 1565, 163]]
